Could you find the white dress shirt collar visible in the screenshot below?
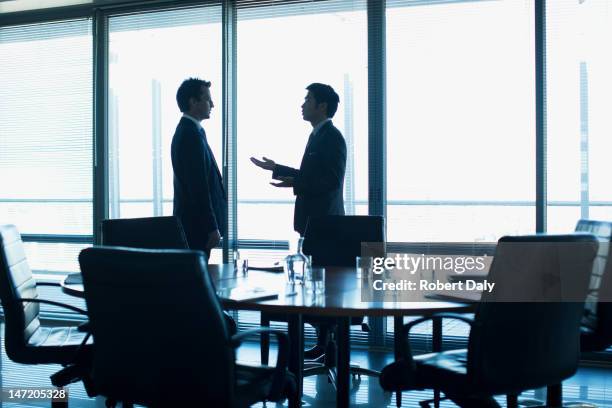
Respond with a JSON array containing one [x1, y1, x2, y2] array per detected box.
[[312, 118, 332, 136], [182, 113, 204, 132]]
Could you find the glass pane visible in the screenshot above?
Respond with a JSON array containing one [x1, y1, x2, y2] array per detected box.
[[237, 0, 368, 241], [108, 6, 222, 219], [546, 0, 612, 231], [388, 204, 534, 242], [0, 19, 93, 238], [238, 202, 294, 241], [386, 0, 535, 242], [547, 206, 582, 234], [24, 242, 89, 273], [0, 202, 92, 235]]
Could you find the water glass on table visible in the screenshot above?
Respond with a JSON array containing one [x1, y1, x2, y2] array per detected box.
[[305, 267, 325, 295], [233, 250, 248, 276], [356, 256, 374, 281]]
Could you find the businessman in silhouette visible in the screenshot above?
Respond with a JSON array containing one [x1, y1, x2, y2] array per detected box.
[[251, 83, 346, 236], [171, 78, 226, 262], [251, 83, 346, 359]]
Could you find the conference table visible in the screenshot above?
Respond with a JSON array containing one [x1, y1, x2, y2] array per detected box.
[[62, 264, 472, 408]]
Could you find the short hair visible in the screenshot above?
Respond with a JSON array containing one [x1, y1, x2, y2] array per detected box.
[[306, 83, 340, 118], [176, 77, 211, 113]]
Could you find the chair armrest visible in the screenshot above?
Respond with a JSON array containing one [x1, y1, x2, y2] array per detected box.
[[402, 313, 474, 336], [399, 313, 475, 362], [231, 328, 289, 367], [35, 281, 62, 287], [15, 298, 88, 316], [77, 322, 91, 332], [231, 328, 290, 401]]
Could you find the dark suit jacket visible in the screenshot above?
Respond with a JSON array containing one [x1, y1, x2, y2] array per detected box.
[[273, 121, 347, 235], [171, 117, 226, 251]]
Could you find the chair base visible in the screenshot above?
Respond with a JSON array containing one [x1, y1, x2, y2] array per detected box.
[[303, 362, 380, 380], [50, 365, 88, 388], [303, 365, 362, 391], [417, 396, 449, 408], [518, 382, 598, 408], [302, 361, 380, 388], [418, 395, 499, 408]]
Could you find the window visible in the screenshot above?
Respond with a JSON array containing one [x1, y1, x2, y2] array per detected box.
[[108, 5, 222, 219], [0, 19, 93, 273], [0, 0, 91, 14], [386, 0, 536, 242], [546, 0, 612, 233], [236, 0, 368, 243]]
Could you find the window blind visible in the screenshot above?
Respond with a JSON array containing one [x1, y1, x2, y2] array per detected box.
[[107, 5, 222, 220], [235, 0, 368, 244], [385, 0, 536, 243], [0, 18, 93, 320], [0, 18, 93, 272], [546, 0, 612, 358]]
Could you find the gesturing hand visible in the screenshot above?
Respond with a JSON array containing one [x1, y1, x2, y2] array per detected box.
[[270, 176, 294, 188], [250, 156, 276, 171]]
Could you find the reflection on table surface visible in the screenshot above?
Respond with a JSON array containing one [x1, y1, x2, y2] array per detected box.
[[62, 263, 472, 316]]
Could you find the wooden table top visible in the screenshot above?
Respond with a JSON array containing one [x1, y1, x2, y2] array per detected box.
[[62, 263, 472, 317]]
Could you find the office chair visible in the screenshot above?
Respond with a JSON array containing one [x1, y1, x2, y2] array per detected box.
[[0, 224, 94, 407], [260, 215, 385, 380], [302, 215, 386, 269], [574, 220, 612, 351], [538, 220, 612, 407], [101, 216, 237, 335], [379, 234, 598, 408], [78, 246, 295, 407], [101, 216, 188, 249]]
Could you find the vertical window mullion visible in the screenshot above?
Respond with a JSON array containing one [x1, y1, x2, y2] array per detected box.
[[222, 0, 238, 263], [368, 0, 387, 221], [367, 0, 387, 347], [536, 0, 547, 233], [93, 9, 109, 245]]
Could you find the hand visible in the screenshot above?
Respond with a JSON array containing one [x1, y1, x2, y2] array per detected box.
[[270, 176, 294, 188], [250, 156, 276, 171], [206, 229, 221, 250]]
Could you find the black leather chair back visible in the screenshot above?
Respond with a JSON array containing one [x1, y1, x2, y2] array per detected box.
[[101, 216, 189, 249], [575, 219, 612, 349], [0, 224, 42, 363], [302, 215, 385, 267], [79, 246, 234, 406], [467, 234, 597, 394]]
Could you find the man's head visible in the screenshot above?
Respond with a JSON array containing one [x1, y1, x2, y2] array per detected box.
[[176, 77, 214, 121], [301, 83, 340, 124]]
